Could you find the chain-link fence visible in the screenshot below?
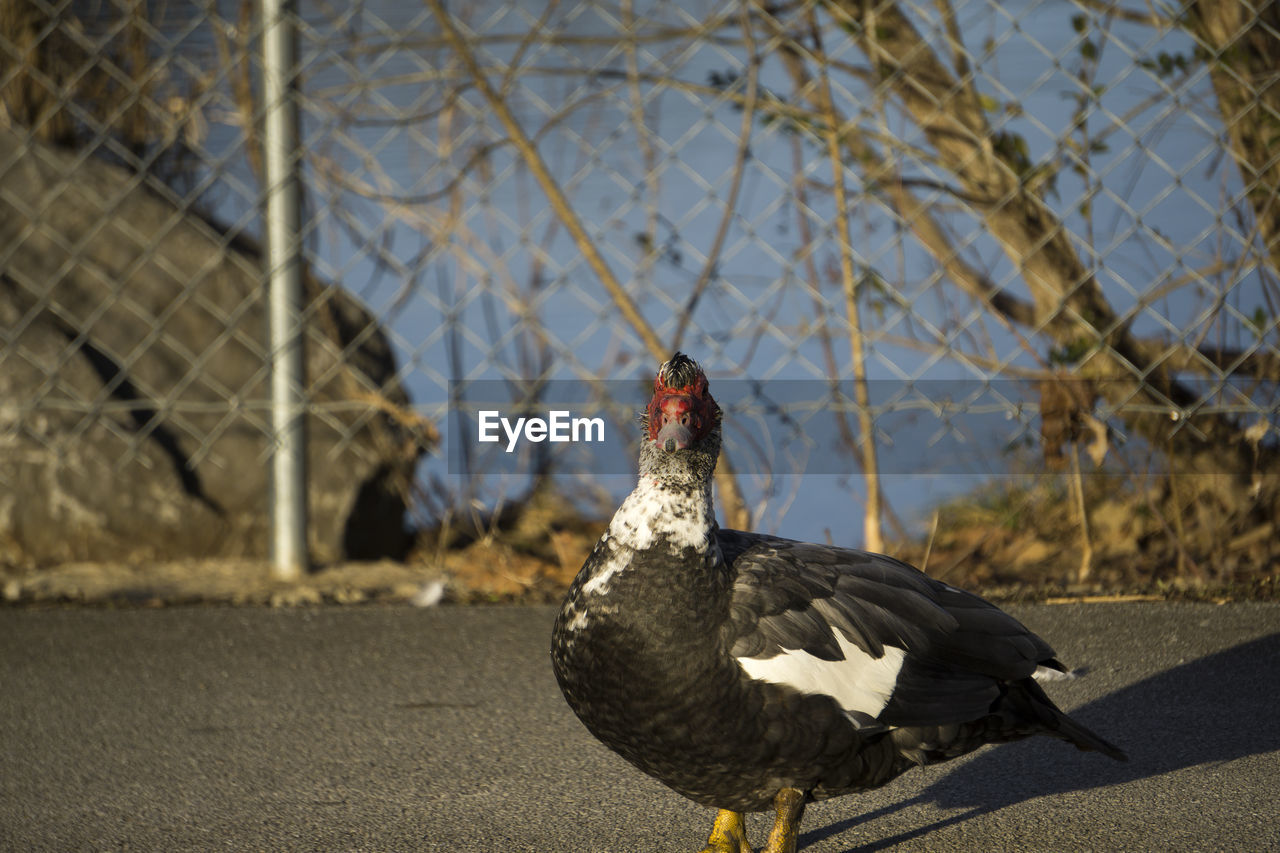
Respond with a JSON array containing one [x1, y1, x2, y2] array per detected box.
[[2, 0, 1277, 586]]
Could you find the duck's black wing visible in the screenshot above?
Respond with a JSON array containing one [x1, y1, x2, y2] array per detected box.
[[718, 529, 1126, 760]]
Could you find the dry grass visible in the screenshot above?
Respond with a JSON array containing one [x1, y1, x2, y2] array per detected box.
[[5, 477, 1275, 608], [893, 476, 1280, 602]]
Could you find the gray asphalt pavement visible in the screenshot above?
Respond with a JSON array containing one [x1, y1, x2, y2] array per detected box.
[[2, 602, 1278, 852]]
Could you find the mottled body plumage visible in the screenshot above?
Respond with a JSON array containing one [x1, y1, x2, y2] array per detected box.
[[551, 353, 1125, 850]]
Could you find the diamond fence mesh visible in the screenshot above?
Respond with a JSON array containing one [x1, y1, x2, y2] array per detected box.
[[2, 0, 1277, 585]]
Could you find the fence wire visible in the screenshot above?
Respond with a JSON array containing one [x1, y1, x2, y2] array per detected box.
[[1, 0, 1277, 571]]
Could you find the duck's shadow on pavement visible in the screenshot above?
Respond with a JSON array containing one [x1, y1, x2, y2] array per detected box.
[[801, 632, 1280, 852]]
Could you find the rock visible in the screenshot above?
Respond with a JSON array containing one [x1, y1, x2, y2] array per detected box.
[[0, 127, 425, 565]]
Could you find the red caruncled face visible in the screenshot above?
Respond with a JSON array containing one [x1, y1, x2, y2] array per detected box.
[[646, 354, 718, 452]]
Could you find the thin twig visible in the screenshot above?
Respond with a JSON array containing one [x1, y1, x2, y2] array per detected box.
[[426, 0, 750, 527], [425, 0, 663, 356], [921, 510, 940, 575], [673, 2, 762, 350], [623, 0, 663, 289], [806, 4, 884, 551], [209, 0, 261, 181], [1069, 444, 1093, 583]]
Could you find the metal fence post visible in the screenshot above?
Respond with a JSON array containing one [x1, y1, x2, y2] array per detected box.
[[262, 0, 307, 580]]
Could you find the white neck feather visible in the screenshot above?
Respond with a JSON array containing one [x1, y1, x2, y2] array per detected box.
[[607, 476, 717, 553]]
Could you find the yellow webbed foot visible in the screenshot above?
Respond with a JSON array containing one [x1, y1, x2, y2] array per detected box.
[[760, 788, 806, 853], [699, 808, 753, 853]]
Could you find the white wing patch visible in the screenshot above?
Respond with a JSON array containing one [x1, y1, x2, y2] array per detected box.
[[737, 632, 907, 718], [1033, 664, 1078, 682]]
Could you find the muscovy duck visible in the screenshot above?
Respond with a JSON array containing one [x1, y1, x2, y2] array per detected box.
[[551, 353, 1125, 853]]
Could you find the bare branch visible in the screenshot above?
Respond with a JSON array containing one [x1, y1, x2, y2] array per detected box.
[[209, 0, 261, 181], [794, 3, 885, 551], [1141, 339, 1280, 380], [674, 5, 763, 350], [757, 7, 1042, 348], [425, 0, 751, 526], [819, 0, 1265, 471], [1070, 0, 1178, 29], [425, 0, 663, 358], [623, 0, 663, 293]]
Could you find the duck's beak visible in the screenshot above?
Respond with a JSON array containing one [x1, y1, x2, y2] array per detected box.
[[655, 419, 693, 452]]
